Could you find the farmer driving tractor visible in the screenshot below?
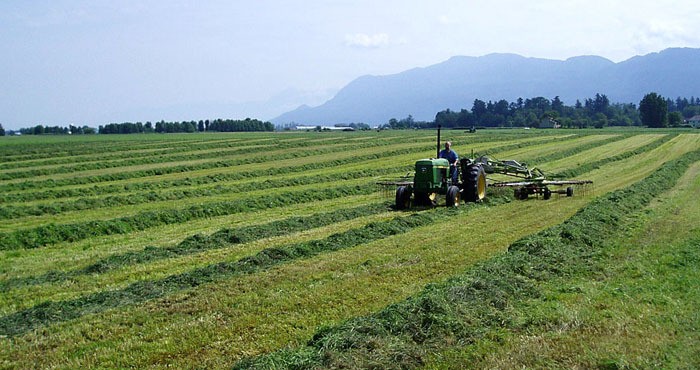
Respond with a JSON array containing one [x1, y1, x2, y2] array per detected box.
[[438, 141, 459, 183]]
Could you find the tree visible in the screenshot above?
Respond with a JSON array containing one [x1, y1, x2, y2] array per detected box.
[[639, 92, 668, 128], [668, 112, 683, 127], [0, 123, 4, 136], [552, 96, 564, 114], [471, 99, 487, 122]]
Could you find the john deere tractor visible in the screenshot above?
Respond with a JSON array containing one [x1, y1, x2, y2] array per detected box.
[[382, 126, 591, 210], [394, 156, 487, 209]]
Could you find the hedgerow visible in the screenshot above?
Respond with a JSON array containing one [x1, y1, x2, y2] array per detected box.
[[0, 202, 390, 290], [231, 148, 700, 369]]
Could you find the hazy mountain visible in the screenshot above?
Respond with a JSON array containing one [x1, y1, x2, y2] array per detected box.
[[272, 48, 700, 125]]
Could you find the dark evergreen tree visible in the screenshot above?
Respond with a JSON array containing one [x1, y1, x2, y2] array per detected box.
[[639, 92, 668, 128]]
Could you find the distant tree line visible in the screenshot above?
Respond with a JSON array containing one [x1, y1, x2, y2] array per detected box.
[[206, 118, 274, 132], [385, 93, 700, 130], [10, 118, 274, 135], [99, 118, 273, 134], [17, 125, 97, 135]]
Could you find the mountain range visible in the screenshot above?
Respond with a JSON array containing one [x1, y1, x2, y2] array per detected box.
[[272, 48, 700, 126]]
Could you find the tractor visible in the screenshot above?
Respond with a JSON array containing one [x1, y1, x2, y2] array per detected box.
[[380, 126, 592, 209], [393, 157, 486, 209]]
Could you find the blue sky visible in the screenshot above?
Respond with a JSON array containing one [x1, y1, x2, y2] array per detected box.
[[2, 0, 699, 130]]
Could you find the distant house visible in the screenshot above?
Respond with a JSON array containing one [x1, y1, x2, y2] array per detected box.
[[539, 117, 561, 129], [294, 125, 355, 131], [688, 115, 700, 128]]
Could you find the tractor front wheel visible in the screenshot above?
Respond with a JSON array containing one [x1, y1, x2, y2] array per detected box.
[[446, 185, 460, 207], [395, 186, 411, 210]]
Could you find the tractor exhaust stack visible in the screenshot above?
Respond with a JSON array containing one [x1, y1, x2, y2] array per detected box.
[[436, 125, 441, 158]]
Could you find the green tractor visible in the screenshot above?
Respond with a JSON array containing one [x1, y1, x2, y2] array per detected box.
[[394, 156, 487, 210], [382, 126, 591, 210]]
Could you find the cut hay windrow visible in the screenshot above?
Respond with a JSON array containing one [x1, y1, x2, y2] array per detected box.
[[0, 134, 361, 168], [0, 202, 390, 291], [0, 183, 377, 250], [0, 132, 565, 202], [0, 134, 593, 218], [553, 133, 677, 178], [0, 202, 487, 337], [232, 148, 700, 369], [0, 137, 414, 181], [0, 168, 400, 219], [0, 134, 426, 176], [0, 137, 271, 170], [518, 133, 631, 164], [0, 141, 433, 192]]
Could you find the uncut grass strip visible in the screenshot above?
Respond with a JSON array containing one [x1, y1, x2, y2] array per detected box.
[[553, 133, 677, 178], [0, 207, 450, 337], [0, 168, 400, 220], [231, 148, 700, 370], [0, 183, 378, 250], [0, 202, 390, 291]]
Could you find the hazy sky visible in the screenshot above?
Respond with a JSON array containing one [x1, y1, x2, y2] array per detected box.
[[2, 0, 700, 130]]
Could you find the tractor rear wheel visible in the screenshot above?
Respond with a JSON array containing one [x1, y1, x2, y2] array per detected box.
[[446, 185, 460, 207], [395, 186, 411, 210], [566, 186, 574, 197], [463, 164, 487, 202]]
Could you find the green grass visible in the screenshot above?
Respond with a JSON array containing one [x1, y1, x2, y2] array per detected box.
[[426, 162, 700, 369], [1, 130, 699, 369], [232, 148, 700, 369]]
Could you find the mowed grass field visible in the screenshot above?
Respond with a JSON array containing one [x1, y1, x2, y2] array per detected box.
[[0, 129, 698, 369]]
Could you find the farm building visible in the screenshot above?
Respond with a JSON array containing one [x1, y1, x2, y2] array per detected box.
[[539, 117, 561, 129], [294, 125, 355, 131], [688, 115, 700, 128]]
